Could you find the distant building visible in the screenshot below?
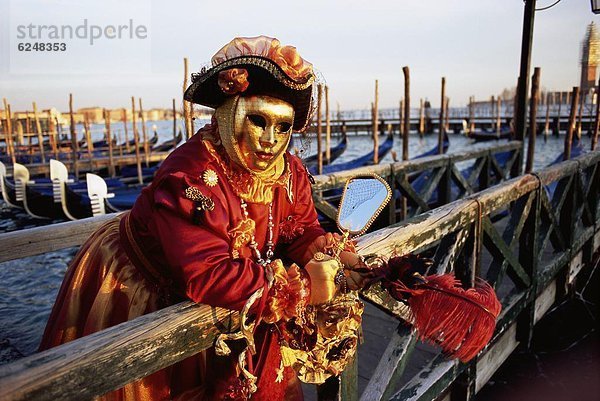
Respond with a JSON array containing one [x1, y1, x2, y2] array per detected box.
[[580, 21, 599, 97], [77, 107, 104, 123]]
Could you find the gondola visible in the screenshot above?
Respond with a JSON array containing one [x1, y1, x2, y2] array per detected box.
[[153, 132, 183, 152], [302, 132, 348, 171], [469, 126, 512, 142], [120, 131, 159, 148], [309, 132, 394, 175]]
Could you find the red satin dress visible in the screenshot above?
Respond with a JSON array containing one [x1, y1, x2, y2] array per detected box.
[[39, 128, 325, 400]]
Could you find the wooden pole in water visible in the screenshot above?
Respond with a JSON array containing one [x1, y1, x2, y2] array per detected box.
[[325, 85, 331, 164], [592, 80, 600, 151], [399, 99, 404, 137], [445, 97, 450, 133], [490, 95, 495, 132], [139, 98, 149, 166], [418, 98, 424, 137], [170, 99, 177, 149], [526, 67, 540, 173], [104, 109, 116, 177], [317, 84, 323, 174], [32, 102, 46, 164], [2, 99, 15, 164], [556, 92, 563, 136], [469, 96, 475, 135], [122, 108, 130, 153], [131, 96, 143, 185], [438, 77, 446, 154], [496, 96, 502, 134], [564, 86, 580, 161], [48, 114, 58, 159], [373, 79, 379, 164], [402, 66, 410, 161], [68, 93, 79, 178], [543, 92, 550, 142], [576, 90, 584, 140], [183, 57, 193, 140], [83, 115, 94, 171]]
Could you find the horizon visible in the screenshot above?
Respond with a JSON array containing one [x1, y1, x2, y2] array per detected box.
[[0, 0, 598, 113]]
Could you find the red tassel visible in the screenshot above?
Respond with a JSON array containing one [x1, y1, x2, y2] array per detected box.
[[407, 274, 501, 362]]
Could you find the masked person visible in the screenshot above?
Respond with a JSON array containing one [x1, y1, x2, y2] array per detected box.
[[39, 36, 369, 401]]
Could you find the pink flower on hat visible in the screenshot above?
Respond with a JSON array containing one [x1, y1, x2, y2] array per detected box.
[[217, 68, 250, 95], [212, 36, 313, 82]]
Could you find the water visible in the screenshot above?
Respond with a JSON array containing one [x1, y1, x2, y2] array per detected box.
[[0, 130, 594, 363]]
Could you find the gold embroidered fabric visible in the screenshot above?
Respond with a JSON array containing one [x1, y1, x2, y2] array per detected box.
[[228, 218, 256, 259], [203, 139, 291, 204], [279, 293, 364, 384]]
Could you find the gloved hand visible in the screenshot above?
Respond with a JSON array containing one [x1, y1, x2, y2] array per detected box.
[[304, 254, 340, 305]]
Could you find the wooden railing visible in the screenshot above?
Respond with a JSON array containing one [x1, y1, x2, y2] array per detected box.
[[0, 147, 598, 401], [313, 140, 521, 223]]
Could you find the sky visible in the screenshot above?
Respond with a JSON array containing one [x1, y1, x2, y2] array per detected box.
[[0, 0, 598, 112]]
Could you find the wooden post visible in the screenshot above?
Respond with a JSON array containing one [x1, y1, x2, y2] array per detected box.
[[543, 92, 550, 142], [525, 67, 540, 173], [139, 98, 149, 166], [490, 95, 495, 131], [317, 85, 323, 174], [325, 85, 331, 164], [399, 99, 404, 138], [32, 102, 46, 164], [556, 92, 563, 136], [469, 96, 475, 135], [576, 90, 584, 140], [592, 78, 600, 151], [402, 66, 410, 161], [418, 98, 424, 137], [131, 96, 143, 185], [172, 99, 177, 148], [438, 77, 446, 154], [83, 115, 94, 171], [104, 109, 115, 177], [122, 108, 130, 153], [69, 93, 79, 178], [445, 97, 450, 133], [373, 79, 379, 164], [48, 114, 59, 159], [564, 86, 580, 161], [183, 57, 194, 140], [2, 99, 15, 164], [496, 96, 502, 134]]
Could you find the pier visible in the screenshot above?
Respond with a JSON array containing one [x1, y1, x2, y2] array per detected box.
[[0, 141, 598, 401]]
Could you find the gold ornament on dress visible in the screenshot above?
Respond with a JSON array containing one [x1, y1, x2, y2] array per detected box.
[[184, 186, 215, 211], [202, 169, 219, 187]]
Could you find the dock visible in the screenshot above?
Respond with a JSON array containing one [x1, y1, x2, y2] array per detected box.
[[0, 140, 597, 401]]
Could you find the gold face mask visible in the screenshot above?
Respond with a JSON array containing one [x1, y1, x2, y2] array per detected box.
[[216, 95, 294, 177]]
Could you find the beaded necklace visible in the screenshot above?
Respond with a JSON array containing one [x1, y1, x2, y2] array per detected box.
[[240, 199, 274, 266]]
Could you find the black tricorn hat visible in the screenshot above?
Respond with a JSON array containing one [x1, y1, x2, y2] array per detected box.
[[184, 36, 315, 132]]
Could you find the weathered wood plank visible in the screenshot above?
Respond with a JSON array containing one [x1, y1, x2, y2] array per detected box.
[[359, 325, 416, 401], [475, 323, 519, 393], [0, 301, 238, 401], [534, 279, 556, 324]]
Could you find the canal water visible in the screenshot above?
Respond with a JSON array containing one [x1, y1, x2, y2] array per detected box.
[[0, 125, 597, 399]]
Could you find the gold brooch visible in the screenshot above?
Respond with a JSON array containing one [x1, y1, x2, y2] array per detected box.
[[202, 169, 219, 187], [185, 186, 215, 211], [313, 252, 326, 261]]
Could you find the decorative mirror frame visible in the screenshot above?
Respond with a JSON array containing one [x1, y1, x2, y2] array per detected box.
[[336, 173, 392, 237]]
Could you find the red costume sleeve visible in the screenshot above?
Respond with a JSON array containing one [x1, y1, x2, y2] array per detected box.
[[150, 172, 267, 312]]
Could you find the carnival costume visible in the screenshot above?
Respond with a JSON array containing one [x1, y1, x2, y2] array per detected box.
[[40, 36, 366, 401]]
